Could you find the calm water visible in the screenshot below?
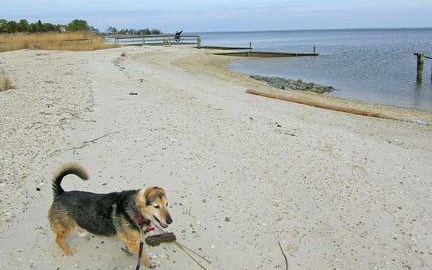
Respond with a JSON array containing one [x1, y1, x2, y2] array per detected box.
[[198, 29, 432, 110]]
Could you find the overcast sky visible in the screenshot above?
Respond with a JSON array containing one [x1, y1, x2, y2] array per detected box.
[[1, 0, 432, 32]]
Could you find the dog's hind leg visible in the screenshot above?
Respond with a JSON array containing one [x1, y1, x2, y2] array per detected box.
[[48, 207, 76, 255], [55, 225, 75, 255]]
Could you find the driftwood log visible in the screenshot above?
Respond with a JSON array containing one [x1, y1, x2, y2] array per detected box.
[[145, 232, 177, 246], [246, 88, 395, 120]]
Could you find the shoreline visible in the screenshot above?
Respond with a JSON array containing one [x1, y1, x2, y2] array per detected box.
[[173, 48, 432, 125], [227, 57, 432, 112]]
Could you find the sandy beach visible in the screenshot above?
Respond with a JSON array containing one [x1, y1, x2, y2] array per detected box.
[[1, 45, 432, 269]]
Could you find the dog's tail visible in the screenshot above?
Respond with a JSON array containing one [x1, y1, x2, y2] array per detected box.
[[52, 163, 89, 198]]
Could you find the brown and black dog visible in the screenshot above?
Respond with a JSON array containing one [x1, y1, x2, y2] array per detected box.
[[48, 163, 172, 268]]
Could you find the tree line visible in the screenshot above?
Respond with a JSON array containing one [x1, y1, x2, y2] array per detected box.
[[0, 19, 163, 35], [0, 19, 95, 33], [106, 27, 162, 35]]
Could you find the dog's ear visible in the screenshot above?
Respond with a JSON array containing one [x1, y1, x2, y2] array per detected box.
[[136, 188, 146, 205], [143, 187, 156, 205], [145, 189, 151, 206], [142, 186, 166, 205], [137, 187, 152, 206]]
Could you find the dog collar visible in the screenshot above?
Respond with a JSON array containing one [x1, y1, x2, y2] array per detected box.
[[135, 212, 155, 234], [135, 213, 144, 227], [134, 210, 150, 228]]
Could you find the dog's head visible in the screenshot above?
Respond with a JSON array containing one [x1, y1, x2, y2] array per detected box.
[[136, 186, 172, 228]]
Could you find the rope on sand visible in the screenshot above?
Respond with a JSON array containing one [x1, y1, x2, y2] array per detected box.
[[174, 241, 208, 270], [152, 223, 210, 269], [278, 240, 289, 270]]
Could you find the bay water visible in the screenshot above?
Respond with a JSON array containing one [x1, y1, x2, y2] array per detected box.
[[199, 29, 432, 110]]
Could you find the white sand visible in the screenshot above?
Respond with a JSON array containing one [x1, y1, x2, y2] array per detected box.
[[1, 46, 432, 270]]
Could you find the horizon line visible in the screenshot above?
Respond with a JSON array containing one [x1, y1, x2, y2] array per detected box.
[[187, 26, 432, 34]]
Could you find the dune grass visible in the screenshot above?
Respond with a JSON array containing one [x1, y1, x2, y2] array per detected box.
[[0, 69, 14, 91], [0, 32, 117, 52]]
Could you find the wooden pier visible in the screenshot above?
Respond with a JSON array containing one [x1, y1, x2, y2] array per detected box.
[[213, 51, 319, 57], [198, 45, 252, 50]]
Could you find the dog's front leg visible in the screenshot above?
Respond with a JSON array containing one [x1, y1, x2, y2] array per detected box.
[[123, 233, 156, 268]]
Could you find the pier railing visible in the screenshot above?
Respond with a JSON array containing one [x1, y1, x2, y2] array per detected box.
[[414, 52, 432, 83], [106, 34, 201, 47]]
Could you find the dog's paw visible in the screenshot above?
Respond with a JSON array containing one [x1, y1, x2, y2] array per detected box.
[[63, 248, 75, 256], [120, 246, 133, 257], [144, 259, 156, 268]]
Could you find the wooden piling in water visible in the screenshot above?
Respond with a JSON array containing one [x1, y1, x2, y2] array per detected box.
[[197, 36, 202, 48], [415, 52, 425, 83], [427, 55, 432, 82]]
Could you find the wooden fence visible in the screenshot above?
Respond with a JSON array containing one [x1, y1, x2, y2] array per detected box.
[[106, 34, 201, 47]]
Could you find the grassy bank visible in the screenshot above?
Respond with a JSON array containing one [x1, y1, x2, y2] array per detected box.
[[0, 32, 116, 52]]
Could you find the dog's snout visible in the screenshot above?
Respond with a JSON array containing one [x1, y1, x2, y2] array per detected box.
[[166, 217, 173, 224]]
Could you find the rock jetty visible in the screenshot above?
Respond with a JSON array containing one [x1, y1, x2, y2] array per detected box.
[[250, 75, 333, 93]]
